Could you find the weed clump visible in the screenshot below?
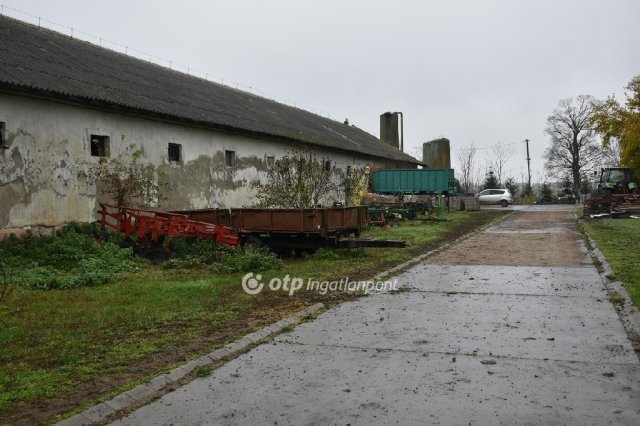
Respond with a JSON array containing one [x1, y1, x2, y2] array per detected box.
[[213, 246, 283, 273], [170, 238, 217, 261], [344, 248, 368, 259], [163, 241, 283, 273], [162, 238, 217, 269], [194, 366, 214, 377], [311, 248, 340, 261], [609, 292, 625, 306], [0, 223, 144, 290]]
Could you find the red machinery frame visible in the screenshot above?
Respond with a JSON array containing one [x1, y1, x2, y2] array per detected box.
[[98, 203, 241, 246]]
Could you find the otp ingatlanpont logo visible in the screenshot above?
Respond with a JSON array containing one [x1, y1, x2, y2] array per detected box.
[[241, 272, 264, 295]]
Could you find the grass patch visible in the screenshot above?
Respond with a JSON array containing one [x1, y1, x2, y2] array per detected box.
[[193, 366, 214, 378], [583, 218, 640, 306], [0, 210, 500, 423], [609, 291, 625, 306], [301, 311, 320, 322], [279, 325, 295, 333], [310, 248, 341, 261]]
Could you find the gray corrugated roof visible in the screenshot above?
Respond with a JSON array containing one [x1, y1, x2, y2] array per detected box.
[[0, 15, 419, 164]]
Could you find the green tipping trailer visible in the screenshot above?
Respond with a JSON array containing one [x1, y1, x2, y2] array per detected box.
[[371, 168, 455, 195]]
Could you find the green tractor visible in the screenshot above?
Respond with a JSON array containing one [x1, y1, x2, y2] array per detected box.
[[586, 167, 639, 214], [597, 167, 638, 195]]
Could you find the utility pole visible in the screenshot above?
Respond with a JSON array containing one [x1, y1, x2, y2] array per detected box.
[[524, 139, 532, 196]]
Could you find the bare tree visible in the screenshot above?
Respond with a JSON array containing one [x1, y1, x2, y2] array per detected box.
[[408, 145, 423, 162], [601, 137, 621, 167], [84, 135, 166, 207], [254, 149, 339, 208], [342, 166, 370, 206], [455, 144, 477, 193], [490, 142, 513, 186], [543, 95, 602, 197]]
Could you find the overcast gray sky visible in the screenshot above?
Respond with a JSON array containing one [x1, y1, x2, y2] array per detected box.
[[5, 0, 640, 184]]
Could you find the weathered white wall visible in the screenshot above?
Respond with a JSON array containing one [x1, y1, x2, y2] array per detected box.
[[0, 94, 406, 233]]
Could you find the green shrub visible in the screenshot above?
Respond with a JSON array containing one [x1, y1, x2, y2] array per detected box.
[[163, 238, 217, 269], [164, 239, 281, 273], [61, 221, 101, 238], [213, 246, 283, 273], [13, 266, 61, 290], [311, 248, 340, 261], [0, 224, 144, 290], [170, 238, 217, 260]]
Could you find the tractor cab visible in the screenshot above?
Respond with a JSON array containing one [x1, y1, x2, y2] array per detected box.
[[597, 167, 637, 194]]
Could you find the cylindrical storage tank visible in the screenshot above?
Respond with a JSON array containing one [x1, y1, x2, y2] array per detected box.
[[380, 112, 400, 148], [423, 138, 451, 169]]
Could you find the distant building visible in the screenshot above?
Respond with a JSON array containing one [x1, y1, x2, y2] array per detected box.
[[0, 16, 419, 236]]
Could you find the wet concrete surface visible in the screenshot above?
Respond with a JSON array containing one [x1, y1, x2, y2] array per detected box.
[[429, 208, 590, 267], [114, 205, 640, 425]]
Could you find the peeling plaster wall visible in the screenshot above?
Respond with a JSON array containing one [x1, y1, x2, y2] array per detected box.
[[0, 93, 410, 232]]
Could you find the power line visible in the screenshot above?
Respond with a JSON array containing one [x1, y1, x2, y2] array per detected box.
[[0, 3, 335, 121], [452, 139, 522, 151]]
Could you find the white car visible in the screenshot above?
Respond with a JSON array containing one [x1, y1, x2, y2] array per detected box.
[[476, 188, 513, 207]]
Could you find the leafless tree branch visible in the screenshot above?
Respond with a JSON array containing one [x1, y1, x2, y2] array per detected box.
[[544, 95, 602, 196], [455, 144, 478, 192]]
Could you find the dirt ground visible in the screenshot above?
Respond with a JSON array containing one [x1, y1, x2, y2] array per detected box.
[[429, 209, 587, 267]]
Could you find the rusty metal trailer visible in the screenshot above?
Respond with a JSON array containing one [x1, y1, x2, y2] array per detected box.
[[174, 206, 404, 252], [97, 204, 404, 257], [178, 207, 367, 236]]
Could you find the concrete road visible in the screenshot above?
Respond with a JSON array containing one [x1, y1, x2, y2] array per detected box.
[[115, 205, 640, 425]]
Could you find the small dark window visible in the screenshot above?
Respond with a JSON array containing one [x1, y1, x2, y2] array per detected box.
[[266, 156, 275, 169], [168, 142, 182, 162], [90, 135, 110, 157], [225, 150, 236, 167], [346, 165, 352, 176], [0, 122, 6, 148], [324, 160, 331, 172]]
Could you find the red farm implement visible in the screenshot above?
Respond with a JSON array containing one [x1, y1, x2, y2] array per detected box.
[[98, 203, 241, 247], [99, 204, 405, 259]]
